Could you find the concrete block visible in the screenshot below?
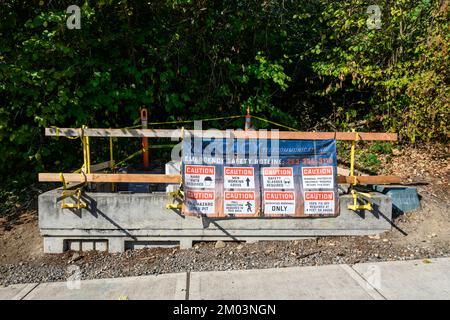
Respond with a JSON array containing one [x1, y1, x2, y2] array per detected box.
[[373, 185, 421, 213], [179, 238, 193, 249], [95, 241, 108, 252], [43, 237, 64, 254], [81, 241, 94, 251], [39, 189, 392, 253], [69, 241, 81, 251], [108, 238, 125, 253]]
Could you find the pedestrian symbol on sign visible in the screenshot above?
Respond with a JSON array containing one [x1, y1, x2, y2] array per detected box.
[[246, 201, 253, 212]]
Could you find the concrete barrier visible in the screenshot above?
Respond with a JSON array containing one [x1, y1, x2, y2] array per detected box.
[[39, 189, 392, 253]]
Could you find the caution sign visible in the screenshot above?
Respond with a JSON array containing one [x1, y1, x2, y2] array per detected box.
[[262, 167, 294, 189], [182, 138, 339, 218], [304, 191, 335, 215], [302, 166, 334, 189], [263, 191, 295, 215], [224, 167, 255, 189], [184, 165, 215, 189], [185, 190, 215, 215], [224, 191, 256, 214]]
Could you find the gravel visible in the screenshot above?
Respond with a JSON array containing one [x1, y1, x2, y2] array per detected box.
[[1, 236, 449, 287]]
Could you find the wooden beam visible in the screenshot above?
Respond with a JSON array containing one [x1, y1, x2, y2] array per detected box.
[[40, 173, 400, 185], [39, 173, 182, 184], [337, 175, 401, 184], [45, 128, 397, 141]]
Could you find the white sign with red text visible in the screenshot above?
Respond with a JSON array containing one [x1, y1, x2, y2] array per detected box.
[[224, 191, 256, 214], [304, 191, 335, 215], [184, 165, 215, 189], [224, 167, 255, 189], [302, 166, 334, 189], [263, 191, 295, 215], [262, 167, 294, 189], [185, 190, 215, 214]]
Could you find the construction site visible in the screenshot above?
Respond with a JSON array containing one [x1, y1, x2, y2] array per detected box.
[[35, 108, 404, 252], [1, 107, 448, 290], [1, 1, 449, 301]]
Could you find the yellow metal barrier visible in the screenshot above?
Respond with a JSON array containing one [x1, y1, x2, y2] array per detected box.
[[347, 129, 373, 212]]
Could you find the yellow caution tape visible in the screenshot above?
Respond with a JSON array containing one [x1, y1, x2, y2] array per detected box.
[[251, 115, 298, 131]]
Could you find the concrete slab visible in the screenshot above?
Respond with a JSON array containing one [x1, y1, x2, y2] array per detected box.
[[0, 283, 38, 300], [189, 265, 377, 300], [23, 273, 187, 300], [352, 257, 450, 300]]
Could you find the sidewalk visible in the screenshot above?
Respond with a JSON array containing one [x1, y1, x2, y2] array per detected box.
[[1, 257, 449, 300]]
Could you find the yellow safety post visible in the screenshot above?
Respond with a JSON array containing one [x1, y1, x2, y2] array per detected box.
[[81, 126, 91, 174], [110, 136, 115, 191], [166, 127, 184, 210], [109, 135, 117, 192], [347, 129, 373, 212], [350, 129, 357, 184], [85, 129, 91, 174], [109, 136, 114, 169]]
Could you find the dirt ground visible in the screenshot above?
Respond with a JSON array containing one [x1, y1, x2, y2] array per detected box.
[[0, 143, 448, 286]]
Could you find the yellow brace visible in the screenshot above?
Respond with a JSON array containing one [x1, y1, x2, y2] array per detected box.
[[59, 173, 87, 210], [166, 128, 185, 210], [348, 189, 372, 211], [347, 129, 373, 212]]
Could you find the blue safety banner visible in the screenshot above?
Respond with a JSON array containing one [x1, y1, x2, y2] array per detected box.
[[181, 137, 339, 218]]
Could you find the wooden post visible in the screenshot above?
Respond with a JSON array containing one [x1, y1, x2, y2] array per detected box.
[[141, 108, 149, 168], [245, 107, 252, 131]]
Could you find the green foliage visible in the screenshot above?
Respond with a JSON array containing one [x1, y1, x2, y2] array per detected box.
[[357, 152, 382, 174], [0, 0, 448, 189], [311, 0, 449, 141], [368, 141, 393, 155]]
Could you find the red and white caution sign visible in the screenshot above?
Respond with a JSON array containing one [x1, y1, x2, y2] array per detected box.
[[302, 166, 334, 189], [263, 191, 295, 215], [184, 165, 215, 189], [185, 190, 215, 215], [224, 191, 256, 214], [304, 191, 335, 215], [224, 167, 255, 189], [262, 167, 294, 189]]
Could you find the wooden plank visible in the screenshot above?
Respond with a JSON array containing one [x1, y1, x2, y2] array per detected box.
[[337, 175, 401, 184], [40, 173, 400, 185], [45, 128, 397, 141], [39, 173, 182, 184], [335, 132, 398, 141]]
